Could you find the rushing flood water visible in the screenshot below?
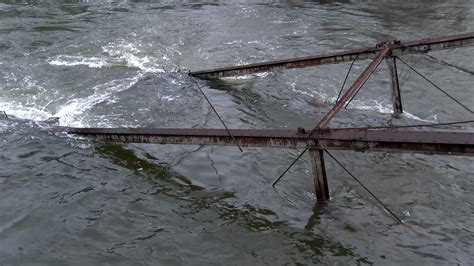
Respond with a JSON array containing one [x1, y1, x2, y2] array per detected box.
[[1, 1, 474, 264]]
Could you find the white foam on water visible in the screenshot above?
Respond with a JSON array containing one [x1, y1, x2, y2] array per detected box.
[[342, 99, 436, 122], [346, 98, 436, 122], [48, 55, 109, 68], [53, 73, 144, 127], [0, 75, 51, 122], [161, 95, 179, 102], [290, 82, 331, 101], [223, 72, 271, 80], [291, 84, 436, 123], [2, 40, 171, 127], [48, 40, 170, 73], [225, 40, 242, 45], [102, 41, 166, 73], [401, 112, 436, 123], [348, 99, 392, 114], [0, 101, 51, 121]]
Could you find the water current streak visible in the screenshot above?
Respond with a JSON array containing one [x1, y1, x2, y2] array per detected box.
[[189, 77, 243, 152], [272, 149, 307, 187], [424, 54, 474, 76], [322, 47, 391, 128], [336, 48, 373, 103], [324, 150, 404, 224], [336, 54, 359, 103], [396, 56, 474, 114], [343, 56, 385, 110]]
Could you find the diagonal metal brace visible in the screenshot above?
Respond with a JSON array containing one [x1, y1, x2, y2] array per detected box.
[[313, 46, 391, 130]]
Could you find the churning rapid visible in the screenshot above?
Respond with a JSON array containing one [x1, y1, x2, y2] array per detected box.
[[1, 1, 473, 264]]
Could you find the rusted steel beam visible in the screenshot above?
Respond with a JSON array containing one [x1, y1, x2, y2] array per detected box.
[[68, 127, 312, 148], [191, 47, 378, 78], [316, 129, 474, 156], [394, 32, 474, 55], [190, 32, 474, 78], [67, 127, 474, 156], [314, 47, 391, 130]]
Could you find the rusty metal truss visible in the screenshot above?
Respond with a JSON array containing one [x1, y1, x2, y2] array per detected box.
[[67, 32, 474, 207]]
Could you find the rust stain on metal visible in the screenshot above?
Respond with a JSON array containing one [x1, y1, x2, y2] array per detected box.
[[190, 32, 474, 78], [190, 48, 377, 78], [67, 127, 474, 156]]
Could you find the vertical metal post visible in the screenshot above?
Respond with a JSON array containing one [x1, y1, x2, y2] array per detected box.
[[309, 148, 329, 203], [385, 57, 403, 117]]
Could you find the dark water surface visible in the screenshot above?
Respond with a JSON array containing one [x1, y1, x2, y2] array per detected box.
[[1, 1, 474, 264]]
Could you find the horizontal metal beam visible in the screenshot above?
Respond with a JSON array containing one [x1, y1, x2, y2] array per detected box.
[[190, 32, 474, 78], [67, 127, 474, 156]]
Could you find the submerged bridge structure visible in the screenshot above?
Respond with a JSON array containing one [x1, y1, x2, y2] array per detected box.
[[65, 32, 474, 221]]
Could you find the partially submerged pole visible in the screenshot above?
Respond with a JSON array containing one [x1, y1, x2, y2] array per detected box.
[[385, 57, 403, 117], [309, 148, 330, 204]]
